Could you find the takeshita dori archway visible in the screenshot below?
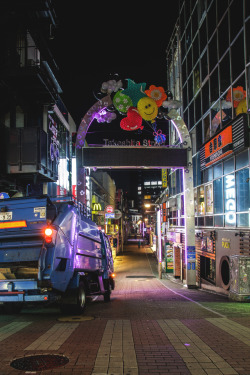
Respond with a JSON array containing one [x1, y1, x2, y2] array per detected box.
[[75, 78, 196, 287]]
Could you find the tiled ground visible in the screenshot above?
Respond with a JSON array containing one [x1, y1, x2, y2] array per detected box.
[[0, 245, 250, 375]]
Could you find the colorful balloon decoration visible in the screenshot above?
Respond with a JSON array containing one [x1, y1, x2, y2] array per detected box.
[[137, 97, 158, 121], [145, 85, 167, 107], [113, 90, 133, 114], [122, 79, 147, 106], [226, 86, 246, 108], [95, 77, 178, 146], [120, 107, 143, 131]]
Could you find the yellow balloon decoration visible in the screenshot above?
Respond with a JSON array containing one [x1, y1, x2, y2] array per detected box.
[[137, 97, 158, 121], [235, 98, 247, 116]]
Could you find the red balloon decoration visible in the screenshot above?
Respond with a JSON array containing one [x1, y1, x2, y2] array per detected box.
[[120, 107, 143, 131]]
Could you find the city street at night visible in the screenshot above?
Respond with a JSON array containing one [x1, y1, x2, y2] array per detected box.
[[0, 243, 250, 375]]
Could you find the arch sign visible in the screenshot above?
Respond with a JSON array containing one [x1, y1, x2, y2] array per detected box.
[[76, 78, 195, 287]]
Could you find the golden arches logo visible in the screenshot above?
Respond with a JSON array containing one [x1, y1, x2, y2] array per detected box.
[[93, 203, 102, 211]]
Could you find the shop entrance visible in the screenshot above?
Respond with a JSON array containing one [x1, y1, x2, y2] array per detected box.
[[75, 91, 196, 287]]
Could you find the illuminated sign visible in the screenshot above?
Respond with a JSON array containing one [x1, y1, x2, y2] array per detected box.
[[162, 169, 167, 188], [93, 203, 102, 211], [200, 114, 248, 170], [105, 205, 114, 213], [103, 138, 165, 147], [105, 213, 115, 219], [205, 126, 233, 167], [224, 174, 236, 225]]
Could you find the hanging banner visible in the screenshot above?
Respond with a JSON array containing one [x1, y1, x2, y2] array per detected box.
[[162, 169, 168, 188]]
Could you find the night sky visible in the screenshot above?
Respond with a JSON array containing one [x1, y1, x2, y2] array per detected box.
[[50, 2, 179, 198]]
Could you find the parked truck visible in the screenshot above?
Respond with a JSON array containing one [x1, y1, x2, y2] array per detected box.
[[0, 195, 115, 314]]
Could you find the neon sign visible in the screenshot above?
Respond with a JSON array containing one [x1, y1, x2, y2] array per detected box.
[[103, 138, 165, 147], [224, 174, 236, 225]]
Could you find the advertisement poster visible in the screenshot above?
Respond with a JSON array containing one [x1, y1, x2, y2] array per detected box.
[[165, 242, 173, 273]]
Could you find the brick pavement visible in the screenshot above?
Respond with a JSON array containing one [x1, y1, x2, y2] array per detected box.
[[0, 244, 250, 374]]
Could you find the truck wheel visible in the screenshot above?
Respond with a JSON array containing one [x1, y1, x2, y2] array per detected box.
[[104, 281, 111, 302], [76, 282, 86, 313]]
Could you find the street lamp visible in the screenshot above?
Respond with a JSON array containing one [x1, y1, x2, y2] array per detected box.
[[144, 203, 162, 279]]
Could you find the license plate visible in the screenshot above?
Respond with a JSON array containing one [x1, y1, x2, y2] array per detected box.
[[0, 212, 13, 221]]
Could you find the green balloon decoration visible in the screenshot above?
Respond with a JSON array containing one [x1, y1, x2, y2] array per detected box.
[[113, 90, 133, 114]]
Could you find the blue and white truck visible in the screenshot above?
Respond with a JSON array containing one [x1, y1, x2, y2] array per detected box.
[[0, 195, 115, 314]]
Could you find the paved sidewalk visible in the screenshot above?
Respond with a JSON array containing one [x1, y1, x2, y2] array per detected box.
[[0, 244, 250, 375]]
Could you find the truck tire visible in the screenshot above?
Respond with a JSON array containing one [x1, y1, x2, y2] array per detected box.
[[76, 281, 86, 313], [103, 281, 111, 302], [60, 282, 86, 315]]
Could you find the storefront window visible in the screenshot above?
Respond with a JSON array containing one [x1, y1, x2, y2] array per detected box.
[[224, 173, 236, 227], [213, 178, 223, 214], [198, 186, 205, 215], [213, 163, 222, 179], [237, 213, 249, 228], [214, 215, 223, 227], [205, 184, 213, 214], [236, 168, 250, 212], [223, 157, 234, 175], [236, 150, 248, 169]]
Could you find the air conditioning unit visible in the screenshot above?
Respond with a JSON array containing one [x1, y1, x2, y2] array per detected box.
[[229, 255, 250, 302]]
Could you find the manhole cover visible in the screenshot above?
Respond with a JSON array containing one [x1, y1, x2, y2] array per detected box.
[[10, 354, 69, 371], [58, 315, 95, 322], [126, 275, 156, 278]]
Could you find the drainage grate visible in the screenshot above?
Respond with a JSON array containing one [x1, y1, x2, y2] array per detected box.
[[126, 275, 156, 278], [10, 354, 69, 371]]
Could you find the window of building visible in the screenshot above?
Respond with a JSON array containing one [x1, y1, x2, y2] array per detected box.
[[214, 162, 223, 178], [219, 52, 231, 93], [213, 177, 223, 213], [189, 101, 194, 128], [217, 0, 228, 23], [236, 168, 250, 212], [202, 81, 210, 114], [231, 32, 244, 82], [218, 12, 229, 58], [192, 4, 198, 39], [207, 1, 216, 40], [236, 149, 248, 169], [199, 19, 207, 53], [186, 22, 192, 51], [230, 0, 243, 42], [205, 183, 213, 213], [201, 49, 208, 83], [195, 92, 202, 123], [193, 35, 199, 66], [198, 185, 205, 215], [144, 181, 150, 186], [203, 112, 211, 142], [188, 75, 194, 102], [223, 157, 234, 175], [187, 49, 193, 75], [210, 67, 219, 103], [208, 33, 218, 73]]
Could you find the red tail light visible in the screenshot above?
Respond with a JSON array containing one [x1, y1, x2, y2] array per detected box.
[[44, 227, 53, 244]]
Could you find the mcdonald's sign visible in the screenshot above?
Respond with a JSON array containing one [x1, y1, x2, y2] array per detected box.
[[92, 203, 102, 214]]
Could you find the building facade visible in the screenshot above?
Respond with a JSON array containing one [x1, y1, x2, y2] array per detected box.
[[165, 0, 250, 293], [0, 1, 76, 198]]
